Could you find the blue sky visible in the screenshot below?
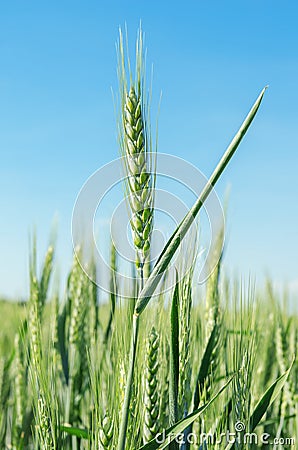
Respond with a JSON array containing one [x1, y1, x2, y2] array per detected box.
[[1, 1, 298, 299]]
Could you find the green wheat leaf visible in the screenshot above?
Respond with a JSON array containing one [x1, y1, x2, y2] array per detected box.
[[135, 86, 267, 316], [60, 424, 89, 439]]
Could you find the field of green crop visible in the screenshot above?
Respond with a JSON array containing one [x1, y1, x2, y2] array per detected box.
[[0, 28, 297, 450], [0, 244, 297, 449]]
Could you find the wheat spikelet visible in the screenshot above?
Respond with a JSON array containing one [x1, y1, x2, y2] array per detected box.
[[289, 322, 298, 405], [0, 357, 10, 445], [124, 86, 153, 271], [39, 245, 54, 308], [69, 273, 84, 346], [143, 326, 160, 443], [118, 28, 155, 276], [50, 293, 62, 379], [202, 260, 222, 399], [161, 364, 169, 428], [65, 256, 88, 427], [99, 415, 113, 449], [234, 351, 250, 429], [205, 258, 221, 331], [86, 257, 99, 346], [205, 228, 224, 328], [37, 396, 54, 449], [14, 333, 25, 432], [275, 323, 295, 419], [29, 276, 42, 371], [118, 359, 126, 413], [276, 324, 294, 406], [178, 273, 193, 417]]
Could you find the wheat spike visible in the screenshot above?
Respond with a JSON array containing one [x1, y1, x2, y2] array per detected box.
[[37, 396, 54, 449], [124, 86, 153, 271], [99, 414, 113, 449], [14, 333, 25, 432], [143, 326, 160, 443], [118, 28, 155, 276], [178, 273, 193, 418]]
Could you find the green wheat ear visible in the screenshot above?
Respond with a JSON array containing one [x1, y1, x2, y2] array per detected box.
[[143, 326, 160, 443], [118, 27, 156, 279], [37, 396, 54, 449], [99, 415, 113, 449], [124, 86, 153, 266]]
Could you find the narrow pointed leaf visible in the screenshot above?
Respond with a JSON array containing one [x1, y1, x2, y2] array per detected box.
[[135, 87, 267, 316], [224, 359, 294, 450], [249, 358, 294, 431], [193, 321, 219, 410], [60, 425, 89, 439]]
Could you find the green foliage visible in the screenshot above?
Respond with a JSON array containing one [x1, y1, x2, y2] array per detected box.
[[0, 255, 296, 449], [0, 26, 296, 450]]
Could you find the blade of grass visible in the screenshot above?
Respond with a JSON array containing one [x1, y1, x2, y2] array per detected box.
[[249, 358, 294, 431], [223, 359, 294, 450], [192, 321, 219, 411], [61, 425, 89, 439], [135, 86, 267, 316]]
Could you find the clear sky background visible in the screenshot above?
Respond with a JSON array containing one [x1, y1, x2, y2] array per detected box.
[[1, 1, 297, 299]]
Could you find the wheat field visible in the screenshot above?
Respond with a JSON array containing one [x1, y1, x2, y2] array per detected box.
[[0, 28, 297, 450]]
